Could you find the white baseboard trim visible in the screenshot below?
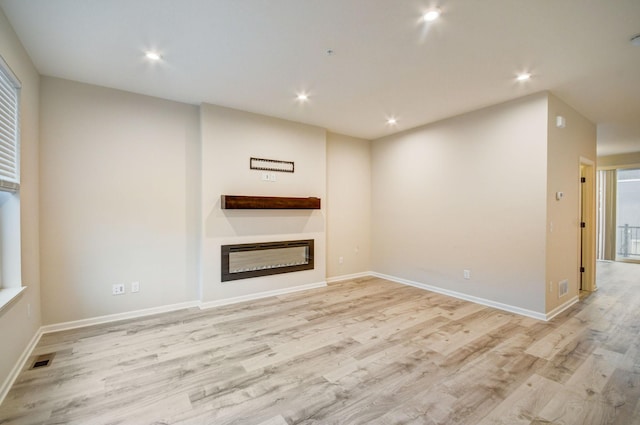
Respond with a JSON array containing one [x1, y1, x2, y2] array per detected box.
[[40, 300, 201, 334], [326, 271, 373, 284], [0, 326, 43, 405], [1, 272, 576, 404], [199, 281, 327, 310], [2, 282, 328, 403], [371, 272, 549, 321], [545, 295, 579, 321]]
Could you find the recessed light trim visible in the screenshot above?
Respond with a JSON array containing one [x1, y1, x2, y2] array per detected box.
[[387, 117, 398, 125], [145, 51, 162, 61], [516, 72, 532, 81], [631, 34, 640, 46], [296, 93, 309, 101], [423, 9, 441, 22]]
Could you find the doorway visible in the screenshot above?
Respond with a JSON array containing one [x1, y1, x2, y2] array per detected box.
[[615, 168, 640, 263], [580, 159, 596, 291]]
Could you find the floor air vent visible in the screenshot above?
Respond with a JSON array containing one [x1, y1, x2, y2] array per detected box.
[[30, 353, 55, 370]]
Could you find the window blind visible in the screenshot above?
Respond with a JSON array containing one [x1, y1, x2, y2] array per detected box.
[[0, 57, 20, 192]]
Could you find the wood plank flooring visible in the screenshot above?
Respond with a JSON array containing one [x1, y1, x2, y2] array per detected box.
[[1, 261, 639, 424]]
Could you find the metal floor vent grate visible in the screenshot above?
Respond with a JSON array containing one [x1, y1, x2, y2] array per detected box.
[[30, 353, 55, 370]]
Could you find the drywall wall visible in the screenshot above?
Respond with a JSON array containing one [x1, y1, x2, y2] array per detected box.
[[0, 6, 41, 396], [545, 93, 597, 311], [371, 93, 549, 314], [200, 104, 326, 303], [326, 132, 371, 278], [39, 77, 200, 324], [598, 152, 640, 168]]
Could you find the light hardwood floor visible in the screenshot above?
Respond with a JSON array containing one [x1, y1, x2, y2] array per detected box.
[[1, 261, 639, 424]]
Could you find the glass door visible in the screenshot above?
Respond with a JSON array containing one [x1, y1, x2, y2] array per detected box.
[[616, 168, 640, 262]]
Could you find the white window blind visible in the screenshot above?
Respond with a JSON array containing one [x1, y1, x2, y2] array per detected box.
[[0, 56, 20, 192]]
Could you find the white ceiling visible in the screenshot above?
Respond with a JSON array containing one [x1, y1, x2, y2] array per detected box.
[[1, 0, 639, 155]]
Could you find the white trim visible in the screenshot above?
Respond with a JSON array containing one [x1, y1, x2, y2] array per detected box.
[[0, 286, 26, 315], [544, 295, 579, 321], [40, 300, 201, 334], [0, 273, 578, 404], [371, 272, 549, 321], [326, 271, 373, 284], [199, 281, 327, 310], [0, 326, 42, 405]]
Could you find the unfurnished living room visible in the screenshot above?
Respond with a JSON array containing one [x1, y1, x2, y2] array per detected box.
[[1, 1, 640, 424]]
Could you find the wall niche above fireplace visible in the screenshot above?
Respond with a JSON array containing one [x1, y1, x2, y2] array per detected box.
[[221, 239, 314, 282]]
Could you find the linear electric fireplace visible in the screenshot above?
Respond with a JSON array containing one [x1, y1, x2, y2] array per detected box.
[[221, 239, 314, 282]]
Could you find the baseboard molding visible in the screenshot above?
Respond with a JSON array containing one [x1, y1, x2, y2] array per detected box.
[[199, 281, 327, 310], [1, 272, 574, 404], [2, 282, 327, 403], [326, 271, 373, 284], [371, 272, 548, 321], [0, 326, 43, 405], [545, 295, 579, 321], [40, 300, 201, 334]]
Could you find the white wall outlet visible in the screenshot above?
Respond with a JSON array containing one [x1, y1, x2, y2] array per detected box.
[[339, 256, 344, 264], [549, 281, 553, 293], [131, 281, 140, 293], [463, 269, 471, 280], [261, 172, 270, 181], [558, 279, 568, 297], [270, 173, 277, 182], [112, 283, 125, 295]]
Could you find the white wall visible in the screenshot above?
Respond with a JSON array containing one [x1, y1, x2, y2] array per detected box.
[[598, 152, 640, 168], [326, 132, 371, 278], [200, 104, 326, 303], [0, 6, 41, 394], [39, 77, 200, 324], [545, 93, 597, 311], [371, 93, 549, 314]]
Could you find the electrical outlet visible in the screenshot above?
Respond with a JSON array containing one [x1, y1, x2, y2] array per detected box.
[[112, 283, 125, 295], [27, 303, 31, 318], [339, 256, 344, 264], [131, 281, 140, 293], [463, 269, 471, 280], [270, 173, 277, 182], [549, 281, 553, 293], [558, 279, 568, 297]]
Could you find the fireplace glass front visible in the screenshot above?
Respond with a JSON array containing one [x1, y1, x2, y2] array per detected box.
[[221, 239, 314, 282]]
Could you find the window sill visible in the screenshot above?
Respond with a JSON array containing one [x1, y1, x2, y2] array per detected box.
[[0, 286, 26, 316]]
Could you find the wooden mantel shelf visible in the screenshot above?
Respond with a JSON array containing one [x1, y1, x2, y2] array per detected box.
[[221, 195, 321, 210]]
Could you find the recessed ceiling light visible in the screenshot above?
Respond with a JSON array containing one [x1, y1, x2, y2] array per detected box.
[[631, 34, 640, 46], [516, 73, 532, 81], [145, 51, 162, 61], [423, 9, 441, 22], [296, 93, 309, 101], [387, 117, 398, 125]]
